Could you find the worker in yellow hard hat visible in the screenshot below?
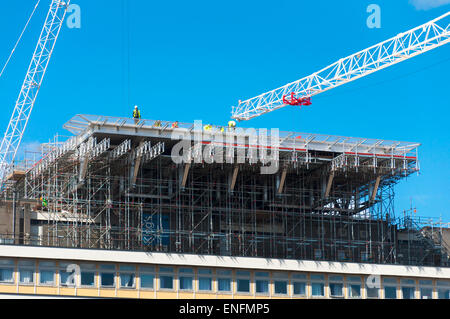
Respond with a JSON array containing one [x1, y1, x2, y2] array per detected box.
[[133, 105, 141, 124], [204, 124, 213, 131], [228, 120, 236, 131], [40, 197, 48, 208]]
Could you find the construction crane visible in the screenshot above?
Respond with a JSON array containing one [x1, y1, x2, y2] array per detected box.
[[0, 0, 71, 188], [232, 11, 450, 121]]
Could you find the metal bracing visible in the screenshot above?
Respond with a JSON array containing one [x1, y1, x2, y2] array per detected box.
[[3, 121, 446, 267], [232, 12, 450, 121], [0, 0, 70, 188]]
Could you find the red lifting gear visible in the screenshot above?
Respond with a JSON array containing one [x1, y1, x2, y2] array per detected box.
[[282, 92, 312, 107]]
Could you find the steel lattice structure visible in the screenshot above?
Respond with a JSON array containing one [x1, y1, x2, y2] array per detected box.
[[232, 11, 450, 121], [0, 0, 70, 187]]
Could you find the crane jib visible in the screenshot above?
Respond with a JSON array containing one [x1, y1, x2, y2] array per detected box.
[[232, 11, 450, 121]]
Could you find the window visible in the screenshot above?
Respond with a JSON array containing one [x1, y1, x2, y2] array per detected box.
[[337, 250, 346, 261], [178, 268, 193, 291], [159, 267, 174, 290], [18, 260, 35, 285], [292, 274, 307, 296], [383, 278, 397, 299], [119, 265, 136, 289], [346, 276, 362, 298], [236, 271, 250, 293], [198, 269, 212, 291], [39, 261, 55, 285], [80, 264, 96, 287], [329, 275, 344, 298], [255, 272, 269, 295], [217, 270, 231, 292], [59, 262, 77, 287], [273, 272, 288, 295], [366, 275, 380, 298], [311, 274, 325, 297], [419, 280, 433, 299], [100, 264, 116, 288], [401, 279, 416, 299], [437, 281, 450, 299], [0, 260, 14, 283], [139, 266, 155, 289]]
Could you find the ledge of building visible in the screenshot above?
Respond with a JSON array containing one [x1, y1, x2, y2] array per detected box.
[[0, 244, 448, 279]]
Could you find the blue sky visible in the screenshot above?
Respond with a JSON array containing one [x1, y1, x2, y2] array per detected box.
[[0, 0, 449, 220]]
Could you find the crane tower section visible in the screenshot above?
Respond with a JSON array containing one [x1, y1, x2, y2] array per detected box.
[[0, 0, 71, 187]]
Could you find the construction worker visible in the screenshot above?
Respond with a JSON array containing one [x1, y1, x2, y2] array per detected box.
[[133, 105, 141, 124], [172, 121, 179, 128], [204, 124, 213, 131], [40, 197, 48, 208], [228, 120, 236, 131], [154, 120, 162, 128]]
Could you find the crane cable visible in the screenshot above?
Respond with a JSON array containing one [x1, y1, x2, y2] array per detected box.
[[0, 0, 42, 79]]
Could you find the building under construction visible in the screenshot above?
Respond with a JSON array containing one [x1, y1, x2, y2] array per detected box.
[[1, 115, 448, 269], [0, 2, 449, 299]]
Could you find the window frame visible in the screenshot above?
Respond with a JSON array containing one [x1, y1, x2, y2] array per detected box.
[[273, 272, 289, 296], [79, 264, 97, 288], [292, 274, 307, 297], [310, 274, 326, 298], [254, 272, 270, 296], [139, 266, 155, 290], [365, 275, 380, 299], [59, 262, 78, 288], [346, 276, 362, 299], [0, 259, 15, 284], [178, 268, 194, 292], [38, 261, 56, 286], [235, 270, 251, 295], [197, 269, 213, 292], [328, 275, 344, 298], [158, 267, 174, 291], [216, 270, 232, 294], [400, 279, 416, 299], [383, 278, 398, 299], [18, 260, 35, 286], [418, 280, 433, 300], [437, 281, 450, 299], [119, 265, 136, 289], [99, 264, 116, 289]]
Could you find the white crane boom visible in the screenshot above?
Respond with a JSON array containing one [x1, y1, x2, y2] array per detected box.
[[232, 12, 450, 121], [0, 0, 71, 187]]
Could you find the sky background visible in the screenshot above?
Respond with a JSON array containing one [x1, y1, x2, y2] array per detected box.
[[0, 0, 449, 221]]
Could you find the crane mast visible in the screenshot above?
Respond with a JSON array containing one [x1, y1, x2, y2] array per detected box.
[[0, 0, 71, 187], [232, 12, 450, 121]]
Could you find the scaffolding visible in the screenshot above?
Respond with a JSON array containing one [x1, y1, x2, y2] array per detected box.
[[2, 115, 447, 267]]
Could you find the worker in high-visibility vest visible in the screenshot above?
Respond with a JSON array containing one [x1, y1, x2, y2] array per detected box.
[[204, 124, 213, 131], [40, 197, 48, 208], [172, 121, 179, 128], [133, 105, 141, 124], [228, 120, 236, 131]]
